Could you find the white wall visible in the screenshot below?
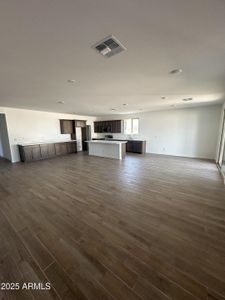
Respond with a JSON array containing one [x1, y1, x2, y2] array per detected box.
[[96, 104, 222, 159], [0, 114, 12, 160], [0, 107, 97, 162]]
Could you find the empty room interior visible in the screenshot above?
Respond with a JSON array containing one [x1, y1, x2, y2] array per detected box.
[[1, 1, 225, 299]]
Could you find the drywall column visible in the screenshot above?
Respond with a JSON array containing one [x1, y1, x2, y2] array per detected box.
[[0, 114, 12, 161]]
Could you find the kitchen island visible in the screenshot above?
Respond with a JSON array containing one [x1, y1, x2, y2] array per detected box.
[[86, 140, 127, 160]]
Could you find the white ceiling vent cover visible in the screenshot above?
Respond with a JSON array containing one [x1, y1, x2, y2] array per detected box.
[[92, 35, 126, 58]]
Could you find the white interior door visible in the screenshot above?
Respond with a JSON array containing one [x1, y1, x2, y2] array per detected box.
[[76, 127, 83, 151]]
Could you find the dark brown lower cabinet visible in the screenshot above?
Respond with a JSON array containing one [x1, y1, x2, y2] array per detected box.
[[48, 143, 56, 157], [67, 142, 77, 153], [22, 145, 42, 161], [22, 146, 33, 161], [126, 140, 146, 154], [55, 143, 68, 156], [32, 145, 42, 160], [132, 141, 145, 153], [40, 144, 49, 159], [40, 143, 57, 158], [126, 141, 133, 152], [19, 141, 77, 162]]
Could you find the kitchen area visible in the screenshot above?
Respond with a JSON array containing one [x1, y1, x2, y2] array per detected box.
[[18, 118, 146, 162], [90, 119, 146, 159]]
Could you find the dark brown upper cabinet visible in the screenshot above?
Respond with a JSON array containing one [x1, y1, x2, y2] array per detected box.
[[94, 120, 122, 133], [60, 120, 74, 134], [60, 119, 87, 134]]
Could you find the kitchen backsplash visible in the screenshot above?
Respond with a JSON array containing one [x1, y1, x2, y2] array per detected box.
[[95, 133, 146, 140]]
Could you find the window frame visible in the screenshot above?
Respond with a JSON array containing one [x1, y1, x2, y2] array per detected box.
[[124, 118, 139, 135]]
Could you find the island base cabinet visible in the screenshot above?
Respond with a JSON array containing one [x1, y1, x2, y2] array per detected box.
[[87, 141, 127, 160], [19, 141, 77, 162]]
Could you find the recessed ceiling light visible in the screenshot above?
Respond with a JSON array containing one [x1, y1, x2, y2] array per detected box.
[[161, 96, 166, 100], [123, 103, 128, 106], [57, 100, 65, 104], [182, 97, 193, 102], [67, 79, 76, 83], [110, 108, 116, 111], [170, 69, 182, 75]]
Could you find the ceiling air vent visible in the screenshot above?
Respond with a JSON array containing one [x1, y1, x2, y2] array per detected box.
[[92, 35, 126, 58]]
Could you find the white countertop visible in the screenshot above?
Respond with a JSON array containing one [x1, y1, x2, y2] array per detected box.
[[86, 140, 127, 145], [18, 140, 76, 146]]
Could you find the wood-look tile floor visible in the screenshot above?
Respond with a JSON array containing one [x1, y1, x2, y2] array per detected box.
[[0, 153, 225, 300]]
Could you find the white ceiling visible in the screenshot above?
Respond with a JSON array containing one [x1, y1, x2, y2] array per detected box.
[[0, 0, 225, 116]]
